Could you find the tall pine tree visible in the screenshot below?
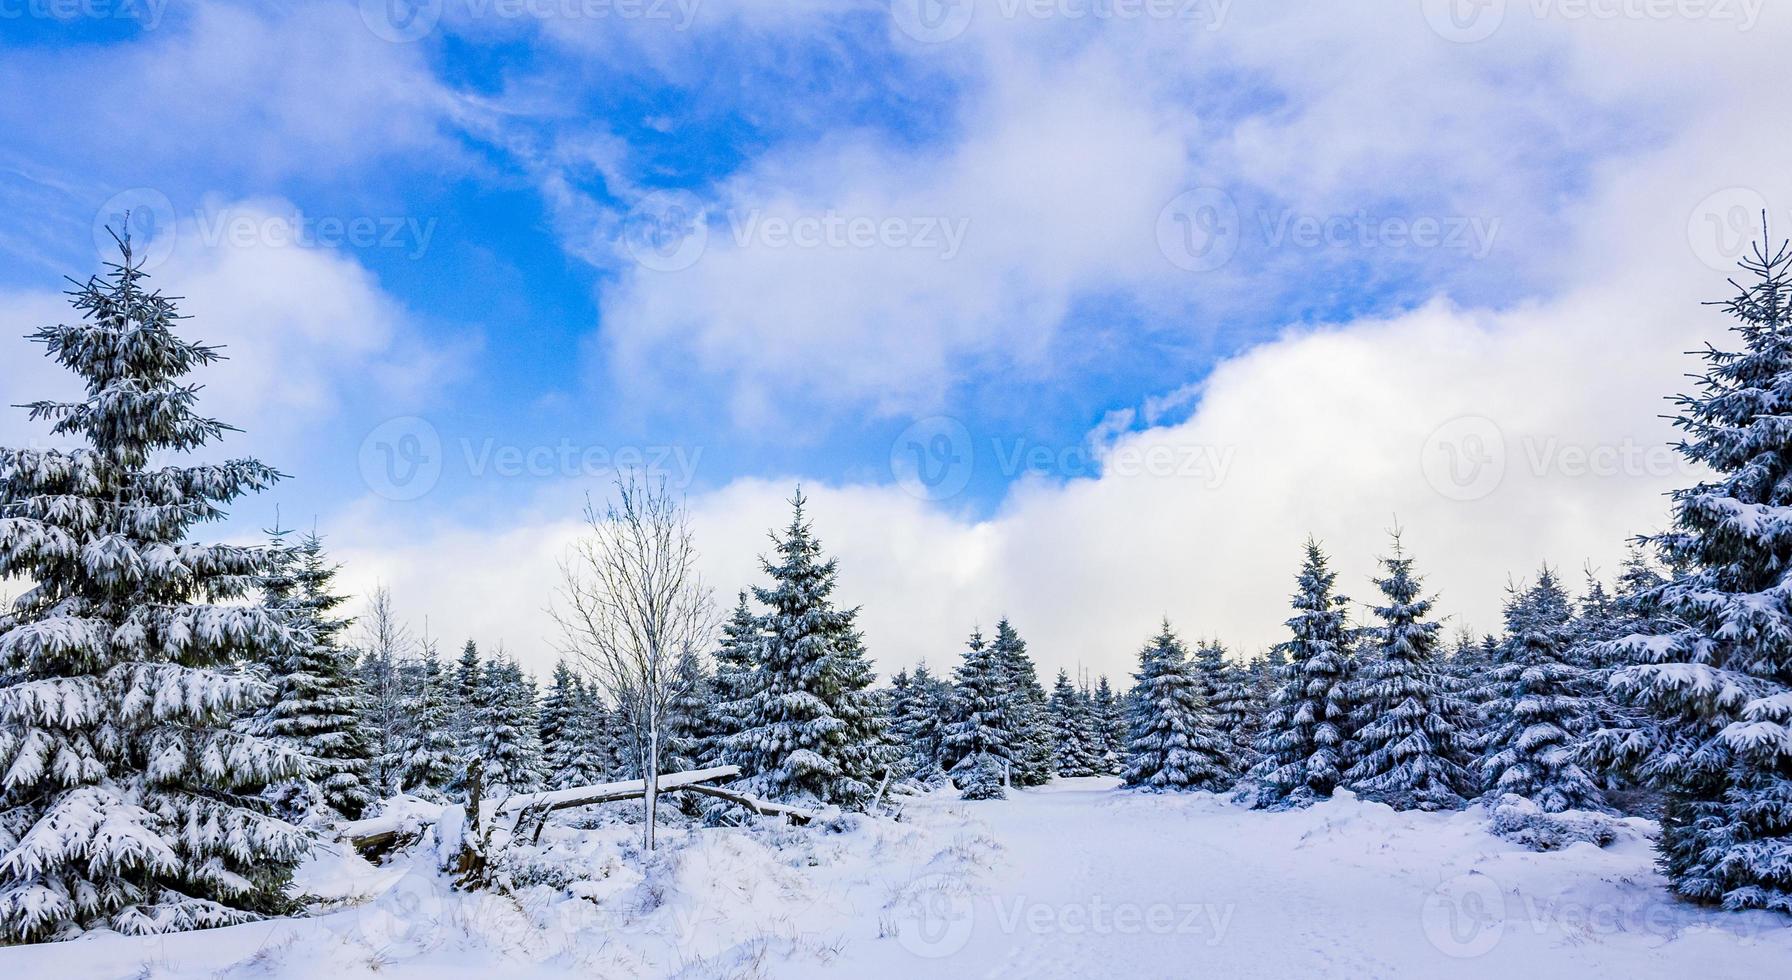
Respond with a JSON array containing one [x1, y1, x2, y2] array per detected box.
[[992, 619, 1054, 787], [1344, 537, 1475, 811], [471, 659, 544, 796], [256, 530, 374, 821], [1255, 539, 1356, 807], [396, 640, 459, 797], [1123, 621, 1231, 792], [942, 629, 1012, 799], [705, 591, 760, 769], [1582, 234, 1792, 909], [1480, 569, 1604, 813], [728, 492, 887, 807], [1048, 669, 1103, 777], [0, 234, 307, 940]]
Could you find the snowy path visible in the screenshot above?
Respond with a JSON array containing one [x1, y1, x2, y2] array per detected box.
[[807, 777, 1790, 980]]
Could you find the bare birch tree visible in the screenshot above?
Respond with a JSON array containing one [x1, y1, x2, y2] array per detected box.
[[551, 475, 717, 850]]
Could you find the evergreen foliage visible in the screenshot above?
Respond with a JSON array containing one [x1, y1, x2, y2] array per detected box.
[[0, 236, 307, 940], [1255, 539, 1356, 807], [1344, 538, 1476, 811]]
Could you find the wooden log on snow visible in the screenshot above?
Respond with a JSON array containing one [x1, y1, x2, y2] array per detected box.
[[671, 783, 819, 825], [343, 765, 746, 851], [491, 765, 742, 818]]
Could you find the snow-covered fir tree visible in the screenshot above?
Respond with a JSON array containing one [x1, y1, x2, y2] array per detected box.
[[471, 658, 544, 796], [446, 639, 482, 797], [884, 669, 921, 779], [395, 640, 459, 797], [1255, 539, 1356, 807], [943, 629, 1013, 799], [539, 659, 579, 760], [1343, 537, 1476, 811], [727, 492, 888, 807], [991, 618, 1054, 787], [254, 529, 373, 822], [1123, 621, 1231, 792], [1480, 569, 1605, 813], [662, 649, 711, 775], [1092, 676, 1126, 775], [896, 662, 950, 781], [705, 591, 760, 768], [1581, 239, 1792, 911], [0, 235, 308, 940], [1192, 639, 1258, 777], [1048, 669, 1103, 777], [546, 680, 609, 789]]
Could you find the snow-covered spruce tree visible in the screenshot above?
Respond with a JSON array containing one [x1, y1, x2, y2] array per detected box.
[[547, 680, 609, 789], [539, 659, 578, 757], [1193, 639, 1257, 776], [942, 629, 1013, 799], [1124, 621, 1231, 792], [727, 492, 888, 807], [1209, 660, 1262, 776], [705, 591, 760, 769], [889, 663, 950, 782], [991, 619, 1054, 786], [446, 639, 482, 798], [396, 641, 459, 797], [0, 235, 307, 940], [1343, 537, 1475, 811], [1254, 539, 1356, 807], [471, 659, 544, 796], [1048, 670, 1102, 777], [254, 530, 374, 822], [1582, 237, 1792, 910], [663, 648, 712, 775], [885, 669, 922, 779], [1480, 569, 1605, 813], [1249, 646, 1287, 706], [1092, 675, 1126, 775]]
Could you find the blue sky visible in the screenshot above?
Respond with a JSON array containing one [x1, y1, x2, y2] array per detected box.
[[0, 2, 1779, 676]]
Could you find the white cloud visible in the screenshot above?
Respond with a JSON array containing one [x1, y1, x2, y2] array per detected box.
[[314, 0, 1792, 684], [0, 199, 460, 461], [0, 3, 456, 180]]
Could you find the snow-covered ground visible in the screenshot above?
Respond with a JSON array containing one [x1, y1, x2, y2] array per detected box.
[[4, 779, 1785, 979]]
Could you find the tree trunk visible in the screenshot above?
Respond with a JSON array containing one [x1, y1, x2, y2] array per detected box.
[[644, 702, 660, 851]]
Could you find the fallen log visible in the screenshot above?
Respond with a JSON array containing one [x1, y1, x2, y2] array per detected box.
[[674, 783, 818, 825], [341, 764, 818, 852], [491, 765, 742, 818]]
